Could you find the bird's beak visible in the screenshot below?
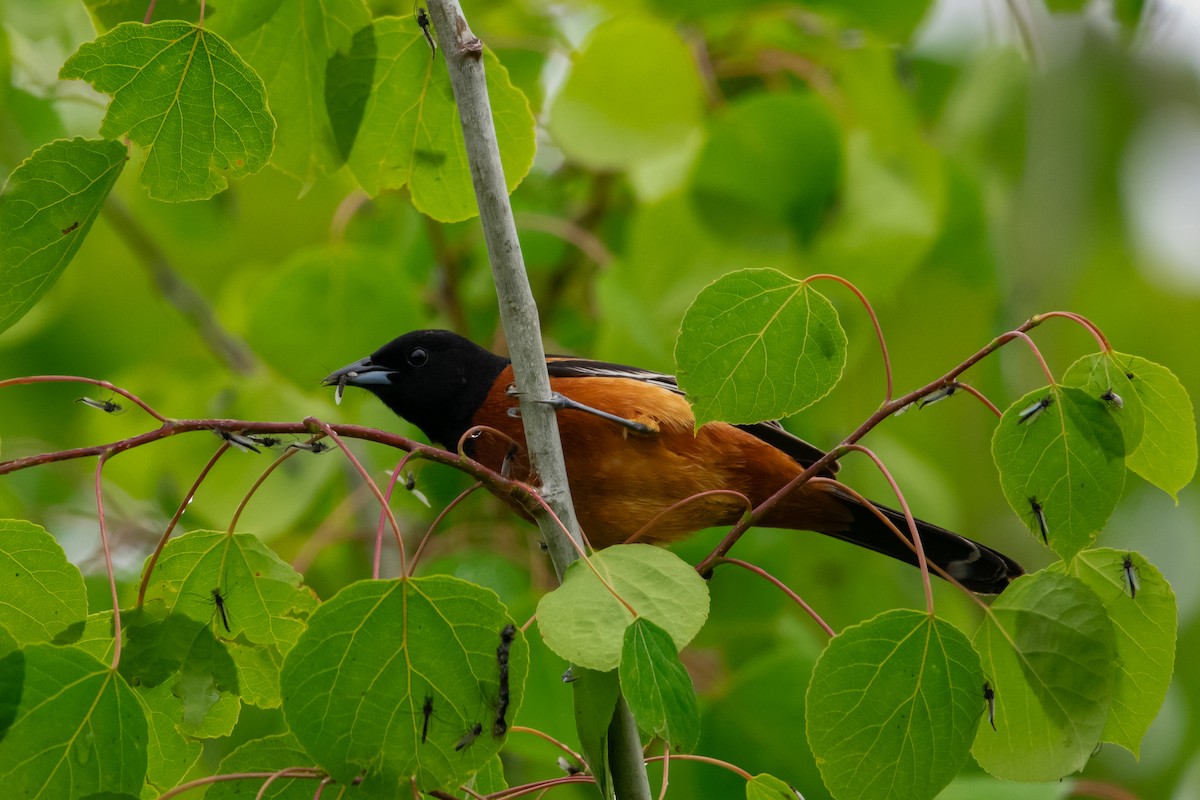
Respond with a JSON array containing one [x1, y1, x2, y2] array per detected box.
[[323, 357, 395, 404]]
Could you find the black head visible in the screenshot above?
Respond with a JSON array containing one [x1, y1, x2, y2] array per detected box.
[[324, 330, 509, 448]]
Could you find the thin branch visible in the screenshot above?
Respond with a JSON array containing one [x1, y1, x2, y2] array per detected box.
[[408, 482, 482, 576], [712, 558, 835, 637], [695, 315, 1056, 575], [154, 769, 326, 800], [0, 374, 168, 422], [642, 753, 753, 782], [1008, 330, 1057, 386], [954, 382, 1003, 418], [377, 454, 418, 579], [836, 444, 934, 614], [307, 419, 407, 576], [515, 210, 615, 269], [805, 273, 893, 403], [1035, 310, 1111, 351], [509, 725, 587, 766], [137, 441, 230, 607], [94, 452, 123, 671], [227, 448, 301, 534], [102, 198, 259, 375]]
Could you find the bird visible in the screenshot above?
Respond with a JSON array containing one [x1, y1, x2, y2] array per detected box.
[[324, 330, 1023, 593]]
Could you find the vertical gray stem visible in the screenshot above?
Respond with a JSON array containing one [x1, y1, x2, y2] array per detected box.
[[426, 3, 650, 797]]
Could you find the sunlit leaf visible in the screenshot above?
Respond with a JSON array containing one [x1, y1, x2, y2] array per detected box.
[[536, 544, 709, 671], [1119, 354, 1197, 500], [1062, 352, 1144, 452], [60, 21, 274, 201], [141, 529, 316, 651], [336, 18, 535, 221], [806, 609, 981, 800], [746, 773, 802, 800], [210, 0, 371, 184], [0, 643, 148, 797], [992, 386, 1126, 558], [121, 603, 241, 739], [0, 138, 126, 335], [1051, 549, 1175, 756], [281, 576, 526, 790], [676, 269, 847, 426], [973, 572, 1116, 780], [0, 519, 88, 643], [620, 618, 700, 752], [136, 682, 203, 790]]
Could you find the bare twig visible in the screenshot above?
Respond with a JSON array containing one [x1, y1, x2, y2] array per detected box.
[[712, 557, 835, 637]]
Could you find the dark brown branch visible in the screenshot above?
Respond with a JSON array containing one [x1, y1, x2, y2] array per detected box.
[[0, 417, 540, 518]]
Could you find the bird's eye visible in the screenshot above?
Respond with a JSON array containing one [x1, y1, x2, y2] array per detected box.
[[407, 347, 429, 367]]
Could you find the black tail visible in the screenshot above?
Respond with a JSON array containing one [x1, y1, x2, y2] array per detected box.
[[834, 499, 1023, 594]]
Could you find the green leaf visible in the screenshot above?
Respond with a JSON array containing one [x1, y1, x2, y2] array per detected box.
[[1119, 354, 1197, 500], [0, 626, 22, 743], [227, 639, 284, 709], [571, 666, 619, 800], [0, 138, 126, 335], [136, 682, 203, 790], [338, 19, 535, 222], [536, 544, 709, 671], [209, 0, 371, 184], [746, 773, 802, 800], [972, 572, 1117, 781], [675, 269, 847, 426], [806, 609, 982, 800], [121, 604, 241, 738], [1052, 549, 1176, 757], [280, 576, 526, 791], [548, 16, 704, 170], [1062, 352, 1145, 452], [60, 21, 274, 201], [141, 529, 316, 652], [620, 618, 701, 752], [209, 731, 312, 799], [934, 775, 1072, 800], [0, 643, 148, 797], [0, 519, 88, 643], [991, 386, 1126, 559], [689, 92, 840, 247]]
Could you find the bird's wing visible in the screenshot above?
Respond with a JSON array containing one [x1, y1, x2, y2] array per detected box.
[[544, 357, 837, 474]]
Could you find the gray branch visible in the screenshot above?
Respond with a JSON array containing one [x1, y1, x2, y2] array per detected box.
[[426, 2, 651, 797]]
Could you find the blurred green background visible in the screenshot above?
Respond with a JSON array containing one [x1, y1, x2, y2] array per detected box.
[[1, 0, 1197, 797]]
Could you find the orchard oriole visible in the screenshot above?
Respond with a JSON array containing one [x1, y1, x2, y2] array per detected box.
[[325, 330, 1022, 593]]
